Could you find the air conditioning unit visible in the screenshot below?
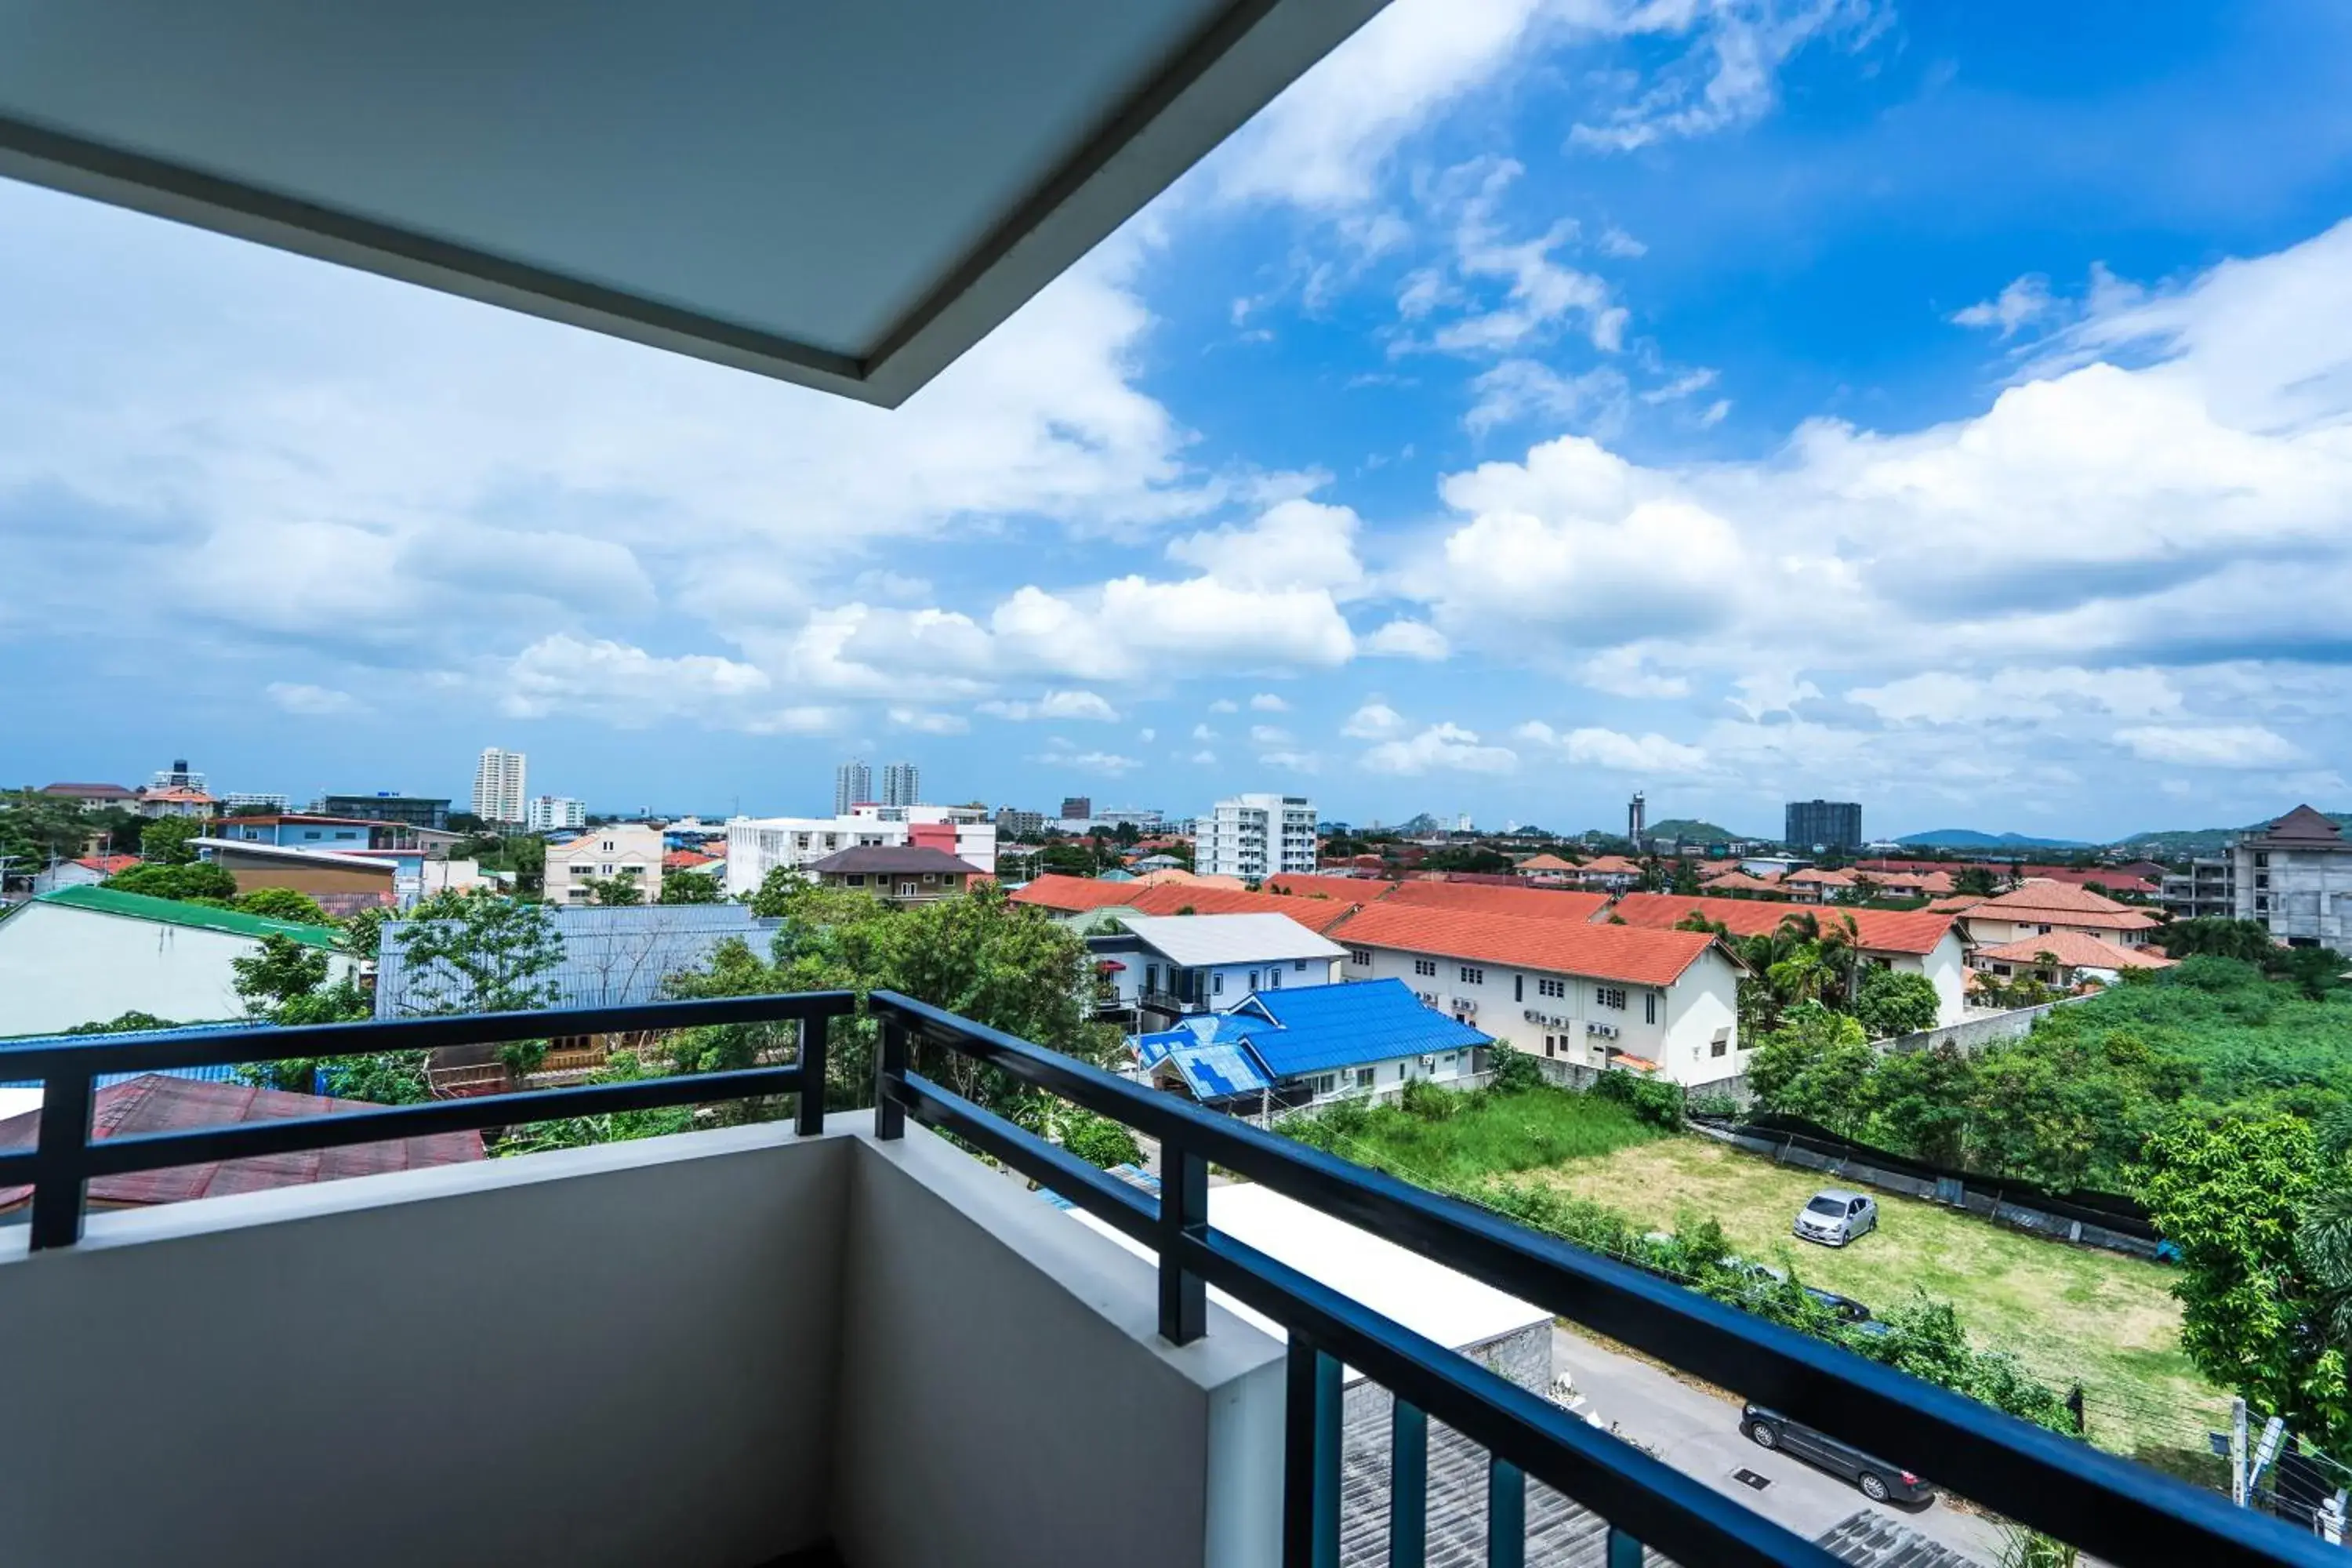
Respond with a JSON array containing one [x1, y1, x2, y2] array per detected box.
[[1452, 998, 1478, 1015], [1420, 1055, 1437, 1070], [1586, 1022, 1619, 1040]]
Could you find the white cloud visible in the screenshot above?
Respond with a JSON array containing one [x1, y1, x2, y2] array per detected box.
[[1167, 499, 1367, 596], [887, 706, 970, 735], [1517, 721, 1708, 775], [1250, 724, 1296, 745], [1192, 723, 1219, 742], [1406, 161, 1623, 361], [1952, 274, 2060, 339], [1035, 747, 1142, 776], [1569, 0, 1887, 154], [1849, 667, 2184, 725], [2113, 725, 2306, 769], [1464, 360, 1629, 437], [496, 635, 771, 726], [1250, 692, 1291, 712], [976, 690, 1122, 723], [1138, 728, 1157, 743], [1598, 227, 1647, 260], [1208, 699, 1241, 714], [267, 681, 365, 717], [1343, 701, 1408, 739], [1578, 647, 1690, 699], [1189, 749, 1218, 765], [1362, 722, 1519, 775], [1258, 749, 1323, 775], [1640, 368, 1719, 405], [1361, 619, 1451, 660]]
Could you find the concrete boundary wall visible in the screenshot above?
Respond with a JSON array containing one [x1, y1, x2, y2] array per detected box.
[[1878, 995, 2092, 1057]]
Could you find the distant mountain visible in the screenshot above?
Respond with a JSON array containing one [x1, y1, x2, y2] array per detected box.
[[1897, 829, 2092, 850], [2113, 812, 2352, 858], [1646, 818, 1740, 844]]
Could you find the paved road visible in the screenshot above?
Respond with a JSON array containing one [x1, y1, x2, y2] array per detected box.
[[1553, 1326, 2009, 1565]]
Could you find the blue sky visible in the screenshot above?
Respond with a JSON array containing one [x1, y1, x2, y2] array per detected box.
[[6, 0, 2352, 839]]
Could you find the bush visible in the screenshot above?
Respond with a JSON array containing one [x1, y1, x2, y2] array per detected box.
[[1853, 967, 1940, 1038], [106, 862, 238, 902], [1688, 1091, 1740, 1120], [1060, 1106, 1145, 1169], [1486, 1040, 1544, 1094], [1592, 1067, 1685, 1129], [230, 887, 332, 925], [1401, 1077, 1461, 1121]]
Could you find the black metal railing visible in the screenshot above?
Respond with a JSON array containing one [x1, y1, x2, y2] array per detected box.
[[1, 989, 2334, 1566], [0, 993, 853, 1250]]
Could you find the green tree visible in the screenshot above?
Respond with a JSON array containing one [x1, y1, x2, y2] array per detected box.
[[1668, 858, 1703, 896], [1853, 967, 1940, 1038], [2155, 917, 2277, 964], [1036, 841, 1100, 878], [2136, 1112, 2349, 1450], [1746, 1004, 1874, 1134], [106, 861, 238, 902], [1486, 1040, 1544, 1094], [1954, 866, 2001, 898], [230, 887, 332, 924], [62, 1011, 179, 1035], [660, 869, 723, 904], [581, 873, 644, 907], [232, 934, 332, 1017], [391, 891, 566, 1076], [139, 815, 206, 866]]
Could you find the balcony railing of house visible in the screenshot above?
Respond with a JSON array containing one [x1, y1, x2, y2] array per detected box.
[[0, 992, 2336, 1568]]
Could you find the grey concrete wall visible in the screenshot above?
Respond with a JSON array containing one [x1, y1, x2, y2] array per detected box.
[[1341, 1319, 1553, 1428], [0, 1121, 853, 1568], [830, 1127, 1288, 1568], [1878, 996, 2087, 1056]]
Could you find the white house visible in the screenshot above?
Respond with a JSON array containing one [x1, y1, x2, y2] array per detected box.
[[1606, 893, 1971, 1029], [549, 824, 666, 905], [724, 805, 997, 897], [1330, 903, 1744, 1085], [1958, 883, 2162, 953], [1090, 913, 1343, 1026], [0, 886, 355, 1038]]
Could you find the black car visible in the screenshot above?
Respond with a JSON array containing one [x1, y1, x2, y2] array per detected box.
[[1740, 1403, 1936, 1507]]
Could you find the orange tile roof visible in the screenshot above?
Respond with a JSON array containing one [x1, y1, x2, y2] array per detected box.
[[1974, 931, 2177, 969], [1700, 861, 1766, 880], [1700, 871, 1784, 895], [1127, 882, 1367, 932], [1965, 883, 2161, 931], [1574, 855, 1643, 877], [1330, 903, 1719, 986], [1926, 895, 1987, 913], [1784, 867, 1857, 887], [1265, 873, 1393, 901], [1383, 880, 1612, 922], [1514, 853, 1578, 873], [1010, 873, 1145, 913], [74, 853, 141, 875], [1605, 892, 1957, 957]]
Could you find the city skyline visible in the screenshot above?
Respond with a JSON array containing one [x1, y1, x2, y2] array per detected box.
[[4, 7, 2350, 839]]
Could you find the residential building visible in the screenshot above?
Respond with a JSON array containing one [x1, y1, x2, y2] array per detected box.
[[209, 814, 387, 851], [880, 761, 920, 809], [1060, 795, 1092, 820], [1959, 883, 2162, 952], [1784, 799, 1863, 851], [1564, 855, 1643, 892], [1972, 931, 2179, 992], [1197, 792, 1317, 880], [724, 806, 998, 896], [149, 758, 206, 792], [216, 792, 290, 813], [1606, 892, 1970, 1029], [37, 781, 140, 811], [378, 904, 785, 1018], [28, 854, 139, 894], [1016, 874, 1368, 934], [136, 786, 216, 819], [526, 794, 588, 832], [2161, 857, 2236, 921], [1092, 807, 1163, 829], [194, 838, 401, 916], [1133, 978, 1490, 1109], [1512, 852, 1577, 879], [1330, 904, 1743, 1083], [0, 886, 355, 1037], [834, 759, 873, 815], [1088, 913, 1344, 1028], [318, 793, 453, 830], [471, 747, 528, 824], [1781, 866, 1858, 902], [995, 806, 1047, 837], [804, 844, 981, 906], [2234, 804, 2352, 955], [548, 823, 666, 905]]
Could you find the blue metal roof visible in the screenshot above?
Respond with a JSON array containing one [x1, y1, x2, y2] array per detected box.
[[1227, 978, 1488, 1080], [1133, 1014, 1272, 1100], [375, 904, 785, 1015]]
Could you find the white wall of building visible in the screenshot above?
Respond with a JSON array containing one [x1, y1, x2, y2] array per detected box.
[[1198, 794, 1316, 880], [1886, 931, 1969, 1027], [525, 796, 586, 832], [725, 810, 996, 897], [1338, 942, 1741, 1085], [0, 904, 357, 1036], [471, 747, 528, 823], [551, 825, 666, 904]]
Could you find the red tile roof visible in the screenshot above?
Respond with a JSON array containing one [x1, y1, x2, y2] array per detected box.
[[1784, 867, 1857, 887], [1698, 871, 1784, 895], [1010, 873, 1142, 913], [1974, 931, 2177, 970], [1965, 883, 2161, 931], [1265, 873, 1393, 901], [74, 853, 141, 875], [1331, 903, 1720, 985], [663, 848, 716, 870], [0, 1074, 482, 1213], [1573, 855, 1643, 877], [1382, 880, 1612, 922], [1605, 892, 1958, 956], [1127, 882, 1366, 932], [1514, 853, 1578, 873]]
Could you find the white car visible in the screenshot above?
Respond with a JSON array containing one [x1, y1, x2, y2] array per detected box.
[[1795, 1189, 1877, 1247]]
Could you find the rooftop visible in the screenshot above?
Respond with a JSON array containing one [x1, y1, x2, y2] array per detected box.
[[1381, 880, 1613, 922], [375, 902, 784, 1014], [1229, 977, 1490, 1079], [27, 884, 344, 950], [1332, 902, 1722, 987], [1965, 884, 2163, 930], [2248, 804, 2348, 848], [195, 837, 396, 874], [1975, 931, 2180, 970], [1118, 912, 1346, 968], [1604, 893, 1958, 957], [805, 844, 982, 877]]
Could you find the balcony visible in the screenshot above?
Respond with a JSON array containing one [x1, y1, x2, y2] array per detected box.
[[0, 993, 2330, 1568]]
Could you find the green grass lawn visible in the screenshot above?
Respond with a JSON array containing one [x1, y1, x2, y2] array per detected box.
[[1537, 1134, 2230, 1468], [1292, 1087, 1663, 1190]]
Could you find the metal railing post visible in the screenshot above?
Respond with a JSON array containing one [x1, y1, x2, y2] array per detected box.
[[1285, 1337, 1341, 1568], [796, 1014, 828, 1136], [874, 1014, 907, 1139], [1158, 1142, 1207, 1344], [28, 1065, 96, 1250], [1391, 1399, 1428, 1568]]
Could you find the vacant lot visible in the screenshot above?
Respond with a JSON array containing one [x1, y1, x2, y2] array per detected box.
[[1287, 1087, 1661, 1190], [1537, 1134, 2229, 1464]]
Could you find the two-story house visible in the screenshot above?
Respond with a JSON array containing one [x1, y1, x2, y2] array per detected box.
[[1958, 882, 2161, 952], [1328, 904, 1744, 1085], [1606, 893, 1970, 1028], [1089, 913, 1345, 1031], [804, 845, 982, 907], [550, 824, 666, 905]]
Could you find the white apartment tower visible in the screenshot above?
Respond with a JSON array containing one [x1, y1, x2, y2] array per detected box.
[[833, 759, 873, 815], [1198, 793, 1317, 880], [881, 761, 920, 809], [525, 795, 587, 832], [471, 747, 528, 824]]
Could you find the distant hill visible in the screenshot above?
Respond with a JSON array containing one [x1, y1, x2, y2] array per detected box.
[[2113, 812, 2352, 858], [1898, 829, 2092, 851], [1647, 818, 1740, 843]]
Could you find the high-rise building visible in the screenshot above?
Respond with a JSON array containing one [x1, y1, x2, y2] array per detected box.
[[1784, 799, 1862, 851], [472, 748, 528, 824], [1060, 796, 1092, 821], [881, 761, 920, 808], [526, 795, 588, 833], [1627, 792, 1646, 848], [834, 759, 873, 815], [1197, 793, 1317, 880]]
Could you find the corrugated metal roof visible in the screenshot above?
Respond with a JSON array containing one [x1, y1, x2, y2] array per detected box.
[[1134, 1014, 1274, 1100], [1232, 979, 1488, 1080], [1121, 913, 1346, 967], [31, 885, 344, 949], [374, 903, 783, 1014]]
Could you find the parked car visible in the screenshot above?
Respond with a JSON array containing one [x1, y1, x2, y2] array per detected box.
[[1740, 1403, 1934, 1506], [1795, 1189, 1877, 1247]]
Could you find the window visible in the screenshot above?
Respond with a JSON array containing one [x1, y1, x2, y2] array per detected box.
[[1597, 986, 1627, 1010], [2256, 873, 2270, 889], [601, 840, 615, 852], [1710, 1039, 1726, 1058], [1543, 1034, 1555, 1057], [302, 829, 321, 840], [1458, 965, 1484, 985], [1348, 947, 1373, 966], [1312, 1073, 1337, 1095], [923, 872, 937, 884], [1268, 969, 1282, 989], [1354, 1068, 1374, 1088], [1414, 958, 1437, 977], [1248, 970, 1261, 993], [1145, 964, 1160, 993], [2256, 852, 2270, 868], [845, 873, 866, 887], [1645, 992, 1657, 1025], [1397, 1063, 1408, 1080], [898, 880, 917, 897], [1294, 960, 1308, 972], [1214, 972, 1225, 995], [1514, 975, 1523, 1002], [1537, 978, 1566, 999], [2037, 924, 2053, 935]]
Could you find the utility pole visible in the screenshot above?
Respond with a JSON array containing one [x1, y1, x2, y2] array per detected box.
[[2232, 1399, 2249, 1507]]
